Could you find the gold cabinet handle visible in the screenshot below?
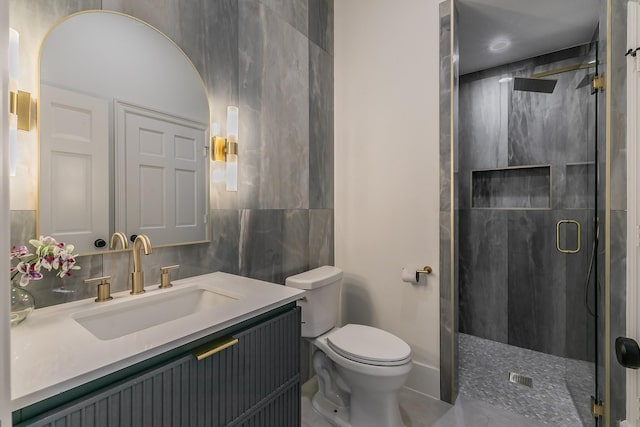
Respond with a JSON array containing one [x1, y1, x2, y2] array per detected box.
[[193, 337, 239, 361]]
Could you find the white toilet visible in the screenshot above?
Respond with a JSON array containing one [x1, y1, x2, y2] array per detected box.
[[286, 266, 412, 427]]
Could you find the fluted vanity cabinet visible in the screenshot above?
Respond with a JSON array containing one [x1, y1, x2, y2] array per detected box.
[[14, 305, 301, 427]]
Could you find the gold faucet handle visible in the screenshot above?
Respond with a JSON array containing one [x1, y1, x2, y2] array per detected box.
[[159, 265, 180, 289], [84, 275, 113, 302]]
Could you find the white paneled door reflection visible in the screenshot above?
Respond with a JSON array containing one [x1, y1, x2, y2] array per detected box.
[[39, 84, 109, 252], [116, 102, 207, 245]]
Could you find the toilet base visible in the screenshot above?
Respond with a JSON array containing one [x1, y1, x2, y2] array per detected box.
[[312, 391, 350, 427]]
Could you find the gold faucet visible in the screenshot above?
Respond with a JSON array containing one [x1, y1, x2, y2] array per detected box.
[[131, 234, 152, 294], [109, 232, 128, 250]]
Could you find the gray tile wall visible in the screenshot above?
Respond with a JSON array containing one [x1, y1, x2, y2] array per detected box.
[[458, 209, 508, 343], [9, 0, 334, 308], [458, 46, 597, 362], [439, 0, 457, 404], [603, 0, 628, 422]]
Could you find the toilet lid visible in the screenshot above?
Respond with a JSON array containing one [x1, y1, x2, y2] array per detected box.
[[326, 324, 412, 366]]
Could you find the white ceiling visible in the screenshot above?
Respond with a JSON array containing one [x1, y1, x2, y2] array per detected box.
[[457, 0, 600, 75]]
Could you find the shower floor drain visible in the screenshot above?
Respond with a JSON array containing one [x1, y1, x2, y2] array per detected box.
[[509, 372, 533, 388]]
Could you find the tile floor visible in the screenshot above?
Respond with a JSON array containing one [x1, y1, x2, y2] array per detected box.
[[302, 333, 594, 426], [302, 377, 548, 427], [458, 333, 593, 426]]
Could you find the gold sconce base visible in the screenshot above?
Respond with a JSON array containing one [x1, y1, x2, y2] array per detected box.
[[212, 136, 238, 161], [9, 91, 17, 115], [227, 141, 238, 155], [9, 90, 32, 131], [213, 136, 226, 161]]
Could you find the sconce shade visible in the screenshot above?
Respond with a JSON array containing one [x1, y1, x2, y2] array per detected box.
[[225, 107, 238, 192], [211, 160, 226, 183], [226, 106, 238, 139], [9, 29, 19, 81], [226, 159, 237, 191], [9, 28, 19, 176], [8, 29, 32, 132], [9, 126, 17, 177]]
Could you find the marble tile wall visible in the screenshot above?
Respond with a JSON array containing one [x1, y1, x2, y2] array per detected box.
[[563, 209, 597, 362], [309, 40, 334, 210], [9, 0, 334, 309], [9, 211, 35, 250], [506, 210, 567, 357], [458, 46, 597, 362], [458, 210, 508, 343], [439, 0, 457, 404], [610, 209, 627, 422], [605, 0, 628, 423], [307, 0, 332, 55]]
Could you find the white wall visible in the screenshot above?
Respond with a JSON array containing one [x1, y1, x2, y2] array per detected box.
[[1, 0, 13, 423], [334, 0, 443, 398]]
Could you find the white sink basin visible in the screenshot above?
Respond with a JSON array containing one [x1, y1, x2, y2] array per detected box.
[[72, 287, 240, 340]]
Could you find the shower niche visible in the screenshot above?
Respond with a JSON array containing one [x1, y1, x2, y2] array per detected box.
[[471, 165, 551, 209]]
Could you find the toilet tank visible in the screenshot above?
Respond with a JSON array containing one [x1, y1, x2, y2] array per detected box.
[[285, 266, 343, 337]]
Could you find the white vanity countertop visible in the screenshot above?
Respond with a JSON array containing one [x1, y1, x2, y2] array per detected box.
[[11, 272, 305, 410]]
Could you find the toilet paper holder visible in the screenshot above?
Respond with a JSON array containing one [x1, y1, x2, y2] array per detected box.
[[415, 266, 432, 281], [401, 265, 433, 284]]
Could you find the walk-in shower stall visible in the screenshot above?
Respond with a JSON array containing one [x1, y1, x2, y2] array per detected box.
[[438, 0, 629, 426], [457, 43, 598, 426]]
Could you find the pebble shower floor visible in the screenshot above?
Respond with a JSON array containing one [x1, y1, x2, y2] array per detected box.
[[458, 333, 594, 426]]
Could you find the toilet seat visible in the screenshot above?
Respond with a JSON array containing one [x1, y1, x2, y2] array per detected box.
[[326, 324, 411, 366]]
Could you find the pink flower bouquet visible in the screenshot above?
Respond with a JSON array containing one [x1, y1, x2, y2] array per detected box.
[[10, 236, 80, 287]]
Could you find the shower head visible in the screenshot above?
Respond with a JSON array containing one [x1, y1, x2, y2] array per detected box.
[[513, 77, 557, 94], [512, 61, 596, 94], [576, 72, 595, 89]]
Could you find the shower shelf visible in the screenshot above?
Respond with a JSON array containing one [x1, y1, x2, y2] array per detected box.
[[471, 165, 551, 210], [566, 161, 595, 166]]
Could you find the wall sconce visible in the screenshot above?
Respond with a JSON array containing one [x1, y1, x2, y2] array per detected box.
[[211, 106, 239, 192], [8, 28, 33, 177]]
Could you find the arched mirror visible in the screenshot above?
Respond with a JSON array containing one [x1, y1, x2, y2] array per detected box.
[[38, 11, 210, 254]]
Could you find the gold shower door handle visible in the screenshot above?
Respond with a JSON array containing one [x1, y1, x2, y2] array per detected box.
[[556, 220, 581, 254]]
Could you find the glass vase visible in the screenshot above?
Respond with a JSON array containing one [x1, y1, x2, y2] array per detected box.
[[10, 284, 35, 327]]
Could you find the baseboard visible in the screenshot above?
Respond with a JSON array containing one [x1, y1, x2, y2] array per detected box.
[[403, 361, 440, 399]]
